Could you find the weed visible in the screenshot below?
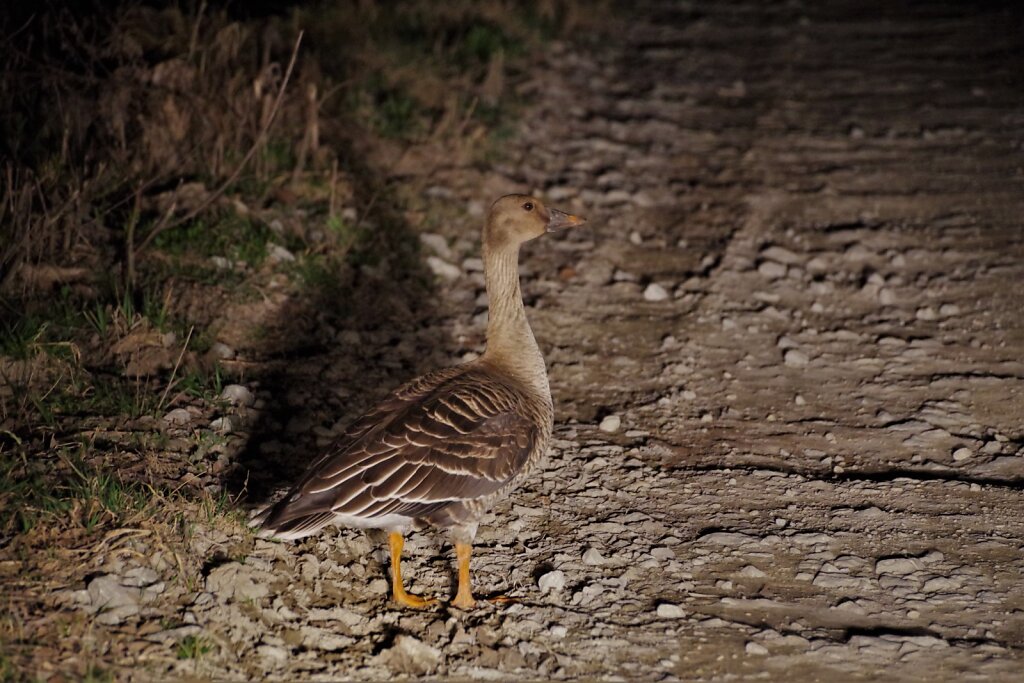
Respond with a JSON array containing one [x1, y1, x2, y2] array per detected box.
[[176, 634, 213, 660], [0, 450, 154, 538], [82, 664, 113, 683]]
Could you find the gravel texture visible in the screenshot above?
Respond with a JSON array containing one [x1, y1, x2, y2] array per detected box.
[[29, 2, 1024, 680]]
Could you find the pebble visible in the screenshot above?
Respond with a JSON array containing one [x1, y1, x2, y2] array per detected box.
[[210, 416, 236, 434], [256, 644, 289, 662], [462, 257, 484, 272], [538, 570, 566, 595], [419, 232, 452, 259], [643, 283, 670, 302], [761, 245, 803, 265], [656, 603, 685, 619], [426, 256, 461, 281], [583, 548, 606, 565], [599, 415, 621, 433], [758, 261, 788, 279], [162, 408, 192, 426], [220, 384, 255, 407], [267, 244, 296, 263], [783, 349, 810, 367], [916, 306, 938, 321], [210, 342, 235, 360], [875, 557, 925, 575], [383, 635, 442, 675], [549, 625, 568, 639], [952, 447, 973, 461], [745, 641, 769, 655]]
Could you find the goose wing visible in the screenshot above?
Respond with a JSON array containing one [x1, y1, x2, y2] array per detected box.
[[259, 366, 540, 533]]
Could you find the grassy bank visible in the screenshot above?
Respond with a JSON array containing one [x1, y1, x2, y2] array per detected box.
[[0, 1, 603, 677]]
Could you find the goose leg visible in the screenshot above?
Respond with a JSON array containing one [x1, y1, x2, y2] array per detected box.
[[388, 532, 436, 608], [452, 542, 476, 609]]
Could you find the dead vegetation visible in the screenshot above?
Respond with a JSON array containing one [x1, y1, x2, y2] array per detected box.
[[0, 1, 602, 678]]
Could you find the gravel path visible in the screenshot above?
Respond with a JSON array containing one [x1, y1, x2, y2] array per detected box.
[[53, 2, 1024, 680]]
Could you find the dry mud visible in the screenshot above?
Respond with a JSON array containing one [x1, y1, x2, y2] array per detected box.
[[45, 1, 1024, 680]]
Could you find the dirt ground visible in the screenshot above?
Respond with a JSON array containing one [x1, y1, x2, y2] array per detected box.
[[8, 1, 1024, 680]]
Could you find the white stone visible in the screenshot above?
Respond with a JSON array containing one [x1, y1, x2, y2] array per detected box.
[[599, 415, 621, 433], [952, 447, 973, 461], [643, 283, 670, 302], [656, 603, 685, 619], [875, 557, 924, 575], [783, 349, 810, 367], [426, 256, 461, 281], [761, 246, 802, 265], [419, 233, 452, 259], [220, 384, 254, 407], [462, 257, 484, 272], [388, 635, 442, 674], [583, 548, 605, 565], [538, 570, 566, 594], [162, 408, 192, 425], [549, 625, 568, 639], [939, 303, 960, 317], [758, 261, 788, 279], [210, 342, 235, 360], [210, 416, 236, 434], [745, 641, 769, 655], [267, 244, 296, 263]]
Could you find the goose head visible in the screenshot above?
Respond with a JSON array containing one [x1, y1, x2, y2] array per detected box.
[[484, 194, 586, 250]]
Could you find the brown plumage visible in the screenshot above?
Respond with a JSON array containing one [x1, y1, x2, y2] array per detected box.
[[254, 194, 585, 608]]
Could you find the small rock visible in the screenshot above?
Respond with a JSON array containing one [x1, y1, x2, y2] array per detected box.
[[738, 565, 767, 578], [656, 603, 685, 619], [549, 625, 568, 639], [426, 256, 461, 282], [875, 557, 925, 575], [267, 244, 295, 263], [220, 384, 254, 407], [761, 246, 802, 265], [383, 635, 442, 675], [538, 570, 566, 595], [599, 415, 621, 433], [758, 261, 788, 279], [939, 303, 960, 317], [205, 563, 269, 601], [162, 408, 192, 426], [916, 307, 938, 321], [419, 233, 452, 260], [462, 257, 484, 272], [643, 283, 670, 302], [210, 342, 235, 360], [783, 349, 810, 367], [210, 256, 231, 270], [745, 641, 769, 655], [651, 547, 675, 561], [210, 416, 236, 434], [582, 548, 605, 565], [952, 447, 973, 462], [256, 644, 288, 662]]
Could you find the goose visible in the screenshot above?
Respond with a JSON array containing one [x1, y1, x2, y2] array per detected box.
[[254, 194, 585, 608]]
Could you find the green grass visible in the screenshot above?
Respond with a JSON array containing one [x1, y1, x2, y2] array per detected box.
[[151, 214, 273, 267], [176, 634, 213, 660], [0, 449, 155, 537]]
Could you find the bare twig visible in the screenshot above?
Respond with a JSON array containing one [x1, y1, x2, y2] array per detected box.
[[158, 326, 194, 413], [187, 0, 207, 62], [134, 31, 304, 257]]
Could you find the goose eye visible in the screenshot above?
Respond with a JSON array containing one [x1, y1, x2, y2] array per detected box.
[[523, 202, 534, 211]]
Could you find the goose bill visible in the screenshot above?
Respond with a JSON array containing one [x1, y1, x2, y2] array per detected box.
[[545, 208, 586, 232]]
